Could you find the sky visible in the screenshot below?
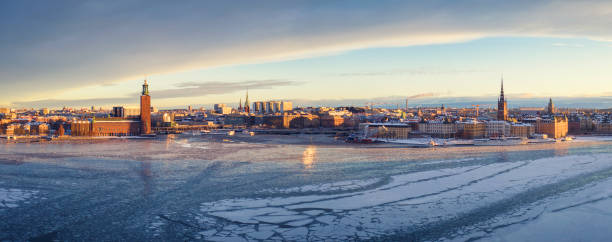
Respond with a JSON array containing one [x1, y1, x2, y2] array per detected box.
[[1, 0, 612, 109]]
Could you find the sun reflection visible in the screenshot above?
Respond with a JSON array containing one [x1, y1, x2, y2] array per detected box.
[[165, 134, 175, 150], [302, 145, 317, 169]]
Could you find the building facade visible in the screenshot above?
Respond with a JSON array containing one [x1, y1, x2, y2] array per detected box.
[[363, 123, 411, 140], [486, 121, 511, 137], [417, 121, 457, 138], [536, 117, 568, 139], [457, 121, 486, 139]]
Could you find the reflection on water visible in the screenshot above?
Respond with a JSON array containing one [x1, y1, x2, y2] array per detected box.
[[165, 134, 176, 150], [302, 145, 317, 169], [140, 161, 153, 196]]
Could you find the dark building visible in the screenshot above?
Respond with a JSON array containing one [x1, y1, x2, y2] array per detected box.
[[497, 78, 508, 121]]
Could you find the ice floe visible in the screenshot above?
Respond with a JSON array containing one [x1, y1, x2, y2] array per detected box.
[[0, 188, 38, 210], [193, 153, 612, 241]]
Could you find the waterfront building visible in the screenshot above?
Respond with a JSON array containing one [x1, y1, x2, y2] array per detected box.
[[510, 123, 535, 138], [457, 120, 486, 139], [30, 123, 49, 135], [497, 78, 508, 121], [536, 116, 568, 139], [5, 124, 15, 136], [363, 123, 411, 140], [486, 121, 511, 137], [320, 115, 345, 128], [417, 121, 457, 138]]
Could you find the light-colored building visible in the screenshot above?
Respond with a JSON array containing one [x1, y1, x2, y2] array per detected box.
[[263, 114, 319, 129], [418, 121, 457, 138], [486, 121, 511, 137], [363, 123, 411, 140], [112, 106, 140, 118], [214, 104, 232, 115], [254, 101, 293, 114], [510, 123, 535, 138]]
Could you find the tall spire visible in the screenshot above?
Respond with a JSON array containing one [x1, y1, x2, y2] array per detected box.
[[499, 75, 505, 101], [497, 75, 508, 121], [244, 89, 250, 113], [239, 97, 242, 111]]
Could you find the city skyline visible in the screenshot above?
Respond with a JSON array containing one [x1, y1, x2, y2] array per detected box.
[[2, 1, 612, 108]]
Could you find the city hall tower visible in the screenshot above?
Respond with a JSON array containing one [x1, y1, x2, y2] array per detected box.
[[140, 79, 152, 134]]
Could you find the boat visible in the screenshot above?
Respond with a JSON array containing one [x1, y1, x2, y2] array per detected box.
[[474, 137, 527, 146], [562, 136, 574, 141]]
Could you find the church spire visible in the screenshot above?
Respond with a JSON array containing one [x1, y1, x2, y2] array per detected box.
[[497, 75, 508, 121], [499, 75, 505, 101], [244, 89, 250, 113]]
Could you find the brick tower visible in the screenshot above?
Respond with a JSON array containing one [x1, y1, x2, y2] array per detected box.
[[140, 79, 151, 135]]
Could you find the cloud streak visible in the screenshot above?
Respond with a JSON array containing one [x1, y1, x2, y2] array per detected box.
[[155, 79, 296, 99]]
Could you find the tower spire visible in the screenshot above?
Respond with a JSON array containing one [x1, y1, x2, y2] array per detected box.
[[501, 75, 504, 96], [244, 89, 250, 113], [497, 75, 508, 121]]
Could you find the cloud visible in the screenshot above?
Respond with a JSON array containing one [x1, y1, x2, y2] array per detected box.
[[2, 0, 612, 102], [11, 97, 135, 109], [11, 80, 296, 108], [155, 79, 296, 99]]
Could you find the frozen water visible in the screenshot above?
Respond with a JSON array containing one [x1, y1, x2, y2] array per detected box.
[[1, 135, 612, 241], [196, 153, 612, 240], [0, 188, 38, 210]]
